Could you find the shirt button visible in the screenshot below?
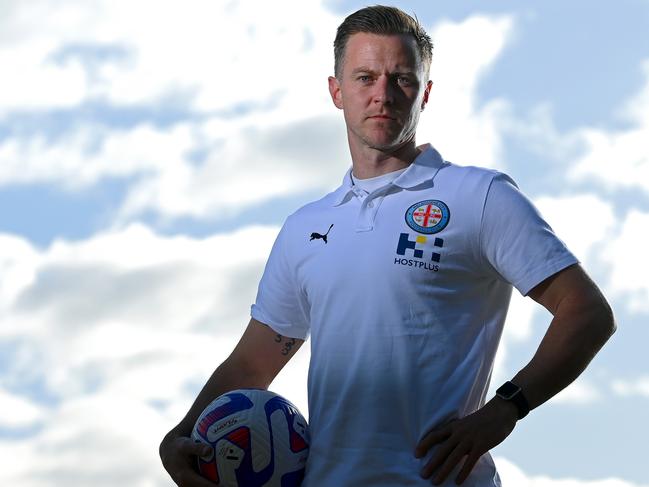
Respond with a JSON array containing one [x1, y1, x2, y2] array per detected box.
[[367, 201, 374, 208]]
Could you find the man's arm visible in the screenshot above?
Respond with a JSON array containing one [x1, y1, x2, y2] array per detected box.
[[415, 263, 616, 485], [159, 318, 304, 487], [511, 263, 616, 409]]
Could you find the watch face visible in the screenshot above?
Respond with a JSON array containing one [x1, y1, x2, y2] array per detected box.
[[497, 382, 521, 400]]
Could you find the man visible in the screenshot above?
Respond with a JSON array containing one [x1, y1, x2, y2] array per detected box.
[[160, 6, 615, 486]]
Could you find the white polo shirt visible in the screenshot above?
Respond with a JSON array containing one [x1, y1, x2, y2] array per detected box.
[[251, 144, 578, 486]]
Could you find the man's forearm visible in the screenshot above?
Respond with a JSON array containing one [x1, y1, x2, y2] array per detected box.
[[510, 293, 615, 411], [169, 357, 270, 438]]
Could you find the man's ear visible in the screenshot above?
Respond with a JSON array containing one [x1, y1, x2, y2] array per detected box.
[[328, 76, 344, 110], [421, 80, 433, 110]]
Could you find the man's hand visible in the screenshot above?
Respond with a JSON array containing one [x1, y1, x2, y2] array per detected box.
[[414, 398, 518, 485], [159, 434, 215, 487]]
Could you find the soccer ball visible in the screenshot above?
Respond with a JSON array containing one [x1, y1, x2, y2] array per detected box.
[[191, 388, 309, 486]]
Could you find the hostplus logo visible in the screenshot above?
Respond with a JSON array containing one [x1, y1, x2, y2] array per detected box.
[[394, 233, 443, 272]]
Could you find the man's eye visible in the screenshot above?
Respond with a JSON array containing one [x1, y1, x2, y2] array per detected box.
[[397, 76, 412, 85], [357, 75, 372, 82]]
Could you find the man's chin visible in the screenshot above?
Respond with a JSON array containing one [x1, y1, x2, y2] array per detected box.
[[365, 136, 411, 152], [350, 127, 413, 152], [363, 133, 402, 150]]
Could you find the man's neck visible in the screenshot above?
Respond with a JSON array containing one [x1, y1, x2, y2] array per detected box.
[[349, 140, 421, 179]]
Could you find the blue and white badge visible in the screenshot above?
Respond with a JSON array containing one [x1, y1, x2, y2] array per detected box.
[[405, 199, 450, 234]]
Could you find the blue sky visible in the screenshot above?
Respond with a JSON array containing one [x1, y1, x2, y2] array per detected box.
[[0, 1, 648, 485]]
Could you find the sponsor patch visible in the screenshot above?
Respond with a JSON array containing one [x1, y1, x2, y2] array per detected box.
[[405, 199, 450, 234]]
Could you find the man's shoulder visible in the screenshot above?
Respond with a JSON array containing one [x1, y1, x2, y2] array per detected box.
[[433, 160, 519, 210], [283, 188, 341, 226], [418, 144, 508, 182], [440, 160, 507, 181]]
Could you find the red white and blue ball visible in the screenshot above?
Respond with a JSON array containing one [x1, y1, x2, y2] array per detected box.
[[192, 389, 309, 486]]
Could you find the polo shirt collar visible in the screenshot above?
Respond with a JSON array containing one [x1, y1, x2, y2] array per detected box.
[[331, 143, 445, 207]]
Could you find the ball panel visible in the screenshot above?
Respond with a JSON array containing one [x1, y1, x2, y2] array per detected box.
[[197, 455, 220, 484], [194, 392, 254, 442]]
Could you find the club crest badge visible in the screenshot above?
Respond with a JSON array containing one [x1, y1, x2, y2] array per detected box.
[[405, 199, 450, 234]]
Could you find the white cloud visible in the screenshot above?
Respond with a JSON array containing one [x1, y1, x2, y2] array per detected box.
[[0, 4, 517, 224], [0, 123, 185, 188], [0, 234, 38, 311], [548, 379, 601, 405], [0, 0, 345, 221], [114, 114, 350, 222], [0, 389, 45, 428], [597, 210, 649, 313], [533, 193, 616, 265], [0, 223, 272, 396], [492, 58, 649, 195], [0, 222, 310, 485], [491, 292, 539, 387], [496, 457, 649, 487], [569, 59, 649, 192], [418, 15, 514, 169], [0, 395, 172, 487], [3, 224, 273, 336], [0, 0, 339, 114], [611, 376, 649, 398]]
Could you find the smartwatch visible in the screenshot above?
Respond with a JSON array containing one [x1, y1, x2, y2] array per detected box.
[[496, 381, 530, 419]]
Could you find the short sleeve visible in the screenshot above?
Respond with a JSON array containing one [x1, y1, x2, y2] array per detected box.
[[250, 217, 310, 340], [479, 173, 579, 296]]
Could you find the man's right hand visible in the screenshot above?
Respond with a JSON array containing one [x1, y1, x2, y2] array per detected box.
[[159, 434, 215, 487]]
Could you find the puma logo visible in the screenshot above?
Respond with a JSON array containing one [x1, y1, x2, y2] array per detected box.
[[310, 224, 334, 244]]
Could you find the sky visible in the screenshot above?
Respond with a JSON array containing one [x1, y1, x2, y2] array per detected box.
[[0, 0, 648, 485]]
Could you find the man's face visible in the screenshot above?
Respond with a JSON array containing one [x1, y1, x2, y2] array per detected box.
[[328, 32, 432, 153]]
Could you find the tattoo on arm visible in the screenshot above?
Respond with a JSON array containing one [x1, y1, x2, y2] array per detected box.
[[275, 334, 297, 356]]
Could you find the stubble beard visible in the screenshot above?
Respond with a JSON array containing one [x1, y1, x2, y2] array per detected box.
[[352, 119, 417, 154]]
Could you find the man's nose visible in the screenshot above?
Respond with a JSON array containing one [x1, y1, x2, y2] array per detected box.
[[373, 75, 395, 104]]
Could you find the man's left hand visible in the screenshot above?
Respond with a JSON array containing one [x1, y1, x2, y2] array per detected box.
[[414, 397, 518, 485]]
